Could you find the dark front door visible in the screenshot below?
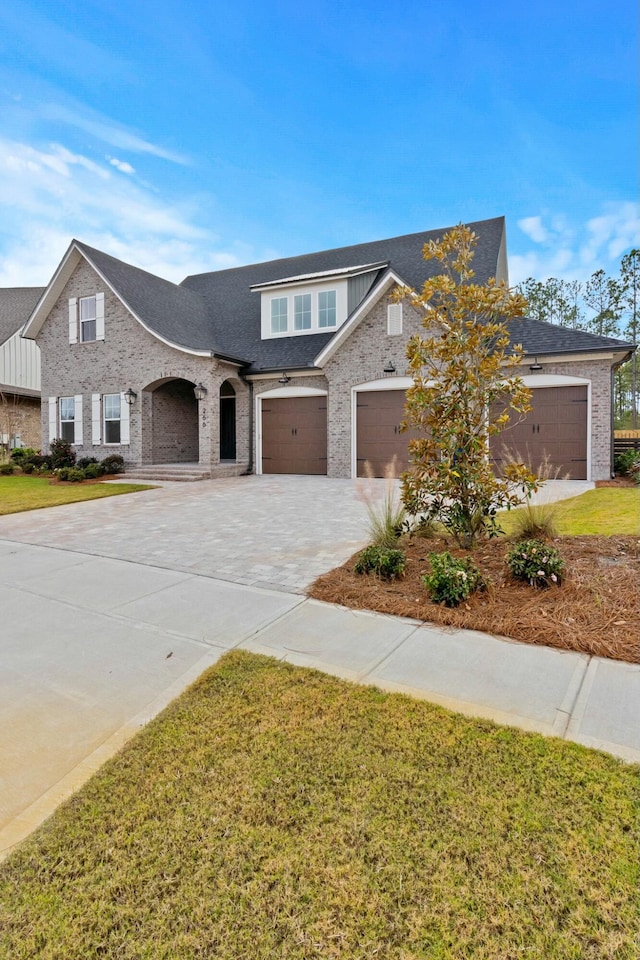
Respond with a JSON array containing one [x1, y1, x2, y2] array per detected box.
[[261, 396, 327, 474], [220, 396, 236, 460]]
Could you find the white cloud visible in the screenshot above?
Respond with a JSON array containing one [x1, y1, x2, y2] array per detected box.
[[510, 203, 639, 285], [0, 136, 245, 285], [517, 216, 549, 244], [109, 157, 135, 175]]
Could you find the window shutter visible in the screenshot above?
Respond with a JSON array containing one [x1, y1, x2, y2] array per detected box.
[[68, 298, 78, 344], [48, 397, 57, 443], [95, 292, 105, 341], [387, 303, 403, 336], [74, 395, 83, 446], [120, 392, 130, 445], [92, 394, 101, 445]]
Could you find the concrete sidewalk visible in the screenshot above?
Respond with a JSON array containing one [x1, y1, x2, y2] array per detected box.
[[1, 539, 638, 860]]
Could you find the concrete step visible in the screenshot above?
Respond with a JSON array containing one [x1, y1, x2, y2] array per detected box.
[[123, 462, 250, 482]]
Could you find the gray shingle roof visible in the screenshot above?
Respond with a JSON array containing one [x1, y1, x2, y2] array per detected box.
[[508, 317, 633, 357], [75, 243, 215, 354], [0, 287, 45, 346], [63, 219, 632, 373], [181, 216, 506, 372]]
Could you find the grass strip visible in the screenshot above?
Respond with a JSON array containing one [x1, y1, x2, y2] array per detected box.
[[0, 475, 154, 515], [500, 487, 639, 536], [1, 651, 638, 959]]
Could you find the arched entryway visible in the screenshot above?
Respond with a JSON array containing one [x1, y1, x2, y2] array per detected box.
[[219, 380, 236, 461], [148, 378, 199, 463]]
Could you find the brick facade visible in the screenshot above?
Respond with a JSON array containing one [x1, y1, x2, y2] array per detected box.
[[0, 393, 41, 450], [37, 262, 616, 481], [37, 260, 250, 471]]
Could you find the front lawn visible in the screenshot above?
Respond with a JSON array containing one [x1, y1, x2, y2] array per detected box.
[[0, 475, 153, 515], [311, 489, 639, 663], [1, 652, 637, 959]]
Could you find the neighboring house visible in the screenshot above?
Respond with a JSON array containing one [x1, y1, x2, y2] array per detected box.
[[21, 216, 633, 481], [0, 288, 44, 450]]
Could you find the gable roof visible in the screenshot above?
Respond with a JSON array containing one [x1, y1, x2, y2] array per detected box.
[[0, 287, 45, 346], [181, 216, 507, 372]]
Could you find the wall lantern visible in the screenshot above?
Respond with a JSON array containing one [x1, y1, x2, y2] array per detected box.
[[383, 360, 396, 374], [193, 383, 207, 401], [529, 357, 543, 372], [123, 387, 137, 405], [278, 372, 291, 385]]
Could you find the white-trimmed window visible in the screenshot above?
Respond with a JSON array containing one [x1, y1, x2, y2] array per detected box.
[[68, 293, 105, 344], [318, 290, 337, 328], [271, 297, 288, 333], [104, 394, 122, 444], [59, 397, 76, 442], [387, 303, 403, 335], [294, 293, 312, 330]]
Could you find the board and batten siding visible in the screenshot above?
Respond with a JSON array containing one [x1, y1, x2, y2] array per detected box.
[[0, 332, 41, 391]]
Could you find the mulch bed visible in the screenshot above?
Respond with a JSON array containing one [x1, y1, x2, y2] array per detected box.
[[309, 535, 640, 664]]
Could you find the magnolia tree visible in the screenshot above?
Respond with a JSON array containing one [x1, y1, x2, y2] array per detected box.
[[398, 224, 539, 549]]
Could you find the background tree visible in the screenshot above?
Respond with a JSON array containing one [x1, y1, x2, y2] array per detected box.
[[399, 225, 539, 550], [583, 269, 622, 337], [620, 249, 639, 429]]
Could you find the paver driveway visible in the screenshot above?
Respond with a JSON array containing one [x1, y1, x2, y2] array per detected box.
[[0, 475, 373, 592]]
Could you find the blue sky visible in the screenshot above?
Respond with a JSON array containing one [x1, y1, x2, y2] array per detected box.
[[0, 0, 637, 286]]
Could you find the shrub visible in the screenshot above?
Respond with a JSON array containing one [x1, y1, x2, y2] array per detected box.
[[56, 466, 86, 482], [101, 454, 125, 474], [629, 459, 640, 486], [354, 546, 406, 580], [507, 539, 564, 588], [83, 462, 105, 479], [77, 456, 99, 469], [21, 460, 35, 474], [10, 447, 38, 462], [0, 462, 14, 475], [614, 449, 640, 476], [506, 454, 567, 539], [422, 552, 484, 607], [50, 438, 76, 469]]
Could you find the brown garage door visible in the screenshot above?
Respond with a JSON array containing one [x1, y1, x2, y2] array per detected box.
[[490, 386, 588, 480], [356, 390, 420, 478], [261, 396, 327, 475]]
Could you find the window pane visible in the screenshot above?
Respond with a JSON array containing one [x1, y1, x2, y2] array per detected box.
[[61, 421, 75, 442], [318, 290, 337, 328], [270, 297, 288, 333], [60, 397, 75, 420], [81, 319, 97, 342], [105, 420, 121, 444], [104, 394, 121, 419], [294, 294, 311, 330], [79, 296, 96, 321]]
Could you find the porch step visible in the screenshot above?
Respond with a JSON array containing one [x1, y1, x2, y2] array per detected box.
[[123, 462, 250, 482]]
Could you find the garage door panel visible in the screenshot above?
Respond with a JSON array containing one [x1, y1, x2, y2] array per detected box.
[[490, 386, 588, 480], [262, 397, 327, 475], [356, 390, 419, 478]]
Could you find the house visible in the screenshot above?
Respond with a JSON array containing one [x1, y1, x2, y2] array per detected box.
[[21, 216, 633, 481], [0, 288, 44, 450]]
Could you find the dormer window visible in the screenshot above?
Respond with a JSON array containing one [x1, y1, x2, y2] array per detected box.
[[271, 297, 288, 334], [294, 294, 312, 330], [318, 290, 337, 328]]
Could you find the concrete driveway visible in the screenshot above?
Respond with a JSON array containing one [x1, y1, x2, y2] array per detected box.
[[6, 473, 633, 863]]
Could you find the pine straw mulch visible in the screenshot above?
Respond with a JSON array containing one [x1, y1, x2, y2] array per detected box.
[[309, 535, 640, 665]]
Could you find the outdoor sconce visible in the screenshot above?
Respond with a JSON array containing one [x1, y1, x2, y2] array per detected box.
[[193, 383, 207, 401], [529, 357, 543, 372], [383, 360, 396, 374], [278, 372, 291, 384], [123, 387, 137, 405]]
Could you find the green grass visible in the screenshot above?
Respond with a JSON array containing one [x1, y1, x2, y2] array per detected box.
[[1, 652, 637, 959], [501, 487, 640, 537], [0, 475, 153, 515]]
